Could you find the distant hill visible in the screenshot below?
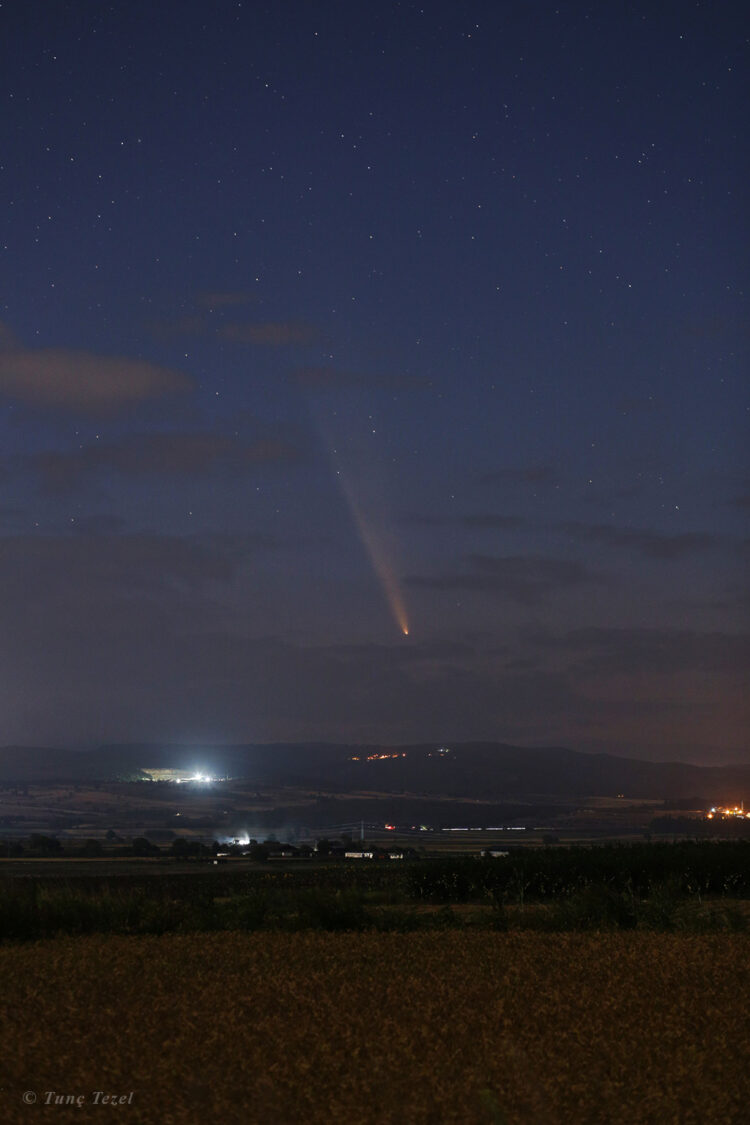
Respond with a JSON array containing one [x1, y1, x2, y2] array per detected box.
[[0, 741, 748, 802]]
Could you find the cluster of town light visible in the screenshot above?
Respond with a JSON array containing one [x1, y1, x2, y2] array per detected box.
[[349, 752, 407, 761], [706, 805, 750, 820], [175, 772, 216, 784]]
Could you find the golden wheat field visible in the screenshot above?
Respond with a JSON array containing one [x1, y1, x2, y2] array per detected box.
[[1, 932, 749, 1125]]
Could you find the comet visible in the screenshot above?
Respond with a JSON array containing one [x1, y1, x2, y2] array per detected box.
[[303, 394, 410, 637], [338, 470, 410, 637]]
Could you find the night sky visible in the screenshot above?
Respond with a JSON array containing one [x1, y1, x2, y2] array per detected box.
[[1, 2, 747, 762]]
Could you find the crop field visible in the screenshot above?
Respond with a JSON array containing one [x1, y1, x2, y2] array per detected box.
[[1, 931, 749, 1125]]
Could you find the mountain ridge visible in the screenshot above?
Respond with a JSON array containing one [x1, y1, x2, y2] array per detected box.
[[0, 741, 748, 801]]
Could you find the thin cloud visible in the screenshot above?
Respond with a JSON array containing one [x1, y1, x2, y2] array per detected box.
[[616, 395, 659, 415], [148, 292, 260, 338], [558, 521, 718, 559], [148, 314, 208, 340], [220, 321, 324, 347], [407, 553, 595, 605], [291, 365, 431, 391], [583, 482, 648, 506], [33, 431, 300, 493], [460, 514, 527, 530], [0, 321, 21, 351], [0, 505, 27, 532], [481, 464, 559, 487], [0, 532, 236, 601], [197, 291, 259, 308], [549, 626, 750, 677], [0, 340, 192, 414], [400, 511, 526, 531], [291, 366, 359, 389], [70, 515, 128, 537]]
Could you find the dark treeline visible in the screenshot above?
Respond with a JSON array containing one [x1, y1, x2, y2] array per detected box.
[[1, 842, 748, 941], [4, 841, 750, 900], [406, 841, 750, 902]]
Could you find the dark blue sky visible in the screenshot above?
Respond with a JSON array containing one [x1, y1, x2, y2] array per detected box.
[[1, 1, 747, 761]]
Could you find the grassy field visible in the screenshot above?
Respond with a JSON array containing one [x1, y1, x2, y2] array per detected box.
[[1, 931, 749, 1124]]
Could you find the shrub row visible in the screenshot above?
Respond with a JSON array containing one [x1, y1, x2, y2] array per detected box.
[[405, 841, 750, 902], [1, 875, 747, 941]]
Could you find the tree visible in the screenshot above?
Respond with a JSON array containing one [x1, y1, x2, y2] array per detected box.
[[28, 834, 62, 855]]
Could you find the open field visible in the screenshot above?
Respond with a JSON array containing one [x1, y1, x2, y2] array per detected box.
[[1, 931, 749, 1125]]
